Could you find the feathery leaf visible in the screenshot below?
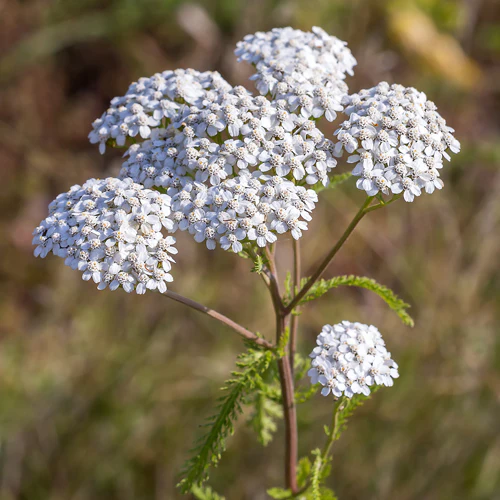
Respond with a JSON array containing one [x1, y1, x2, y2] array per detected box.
[[298, 275, 414, 327], [267, 487, 293, 499], [251, 253, 265, 274], [178, 348, 274, 493], [191, 484, 226, 500], [310, 450, 323, 500], [248, 384, 283, 446]]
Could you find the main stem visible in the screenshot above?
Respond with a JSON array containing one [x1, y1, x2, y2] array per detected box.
[[284, 196, 374, 313], [277, 334, 298, 492], [265, 248, 299, 493]]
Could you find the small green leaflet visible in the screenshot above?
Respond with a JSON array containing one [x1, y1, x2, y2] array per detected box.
[[191, 484, 225, 500], [283, 271, 293, 304], [297, 274, 414, 327], [297, 456, 312, 488], [276, 327, 290, 358], [267, 487, 293, 499], [251, 253, 265, 274], [310, 450, 323, 500], [248, 385, 283, 446], [295, 384, 320, 404]]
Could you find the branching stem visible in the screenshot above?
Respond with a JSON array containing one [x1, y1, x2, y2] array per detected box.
[[285, 196, 378, 313], [173, 194, 401, 493], [264, 246, 299, 493], [277, 354, 298, 492]]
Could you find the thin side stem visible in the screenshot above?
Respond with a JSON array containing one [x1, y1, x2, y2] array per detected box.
[[321, 397, 344, 463], [284, 196, 374, 313], [364, 193, 402, 213], [163, 290, 274, 349], [289, 239, 301, 376], [287, 398, 344, 499]]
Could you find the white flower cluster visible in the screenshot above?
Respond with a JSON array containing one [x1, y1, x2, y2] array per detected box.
[[235, 26, 356, 121], [117, 85, 335, 251], [37, 28, 460, 293], [88, 69, 232, 153], [333, 82, 461, 202], [308, 321, 399, 398], [168, 173, 318, 252], [33, 178, 177, 294], [119, 93, 337, 188]]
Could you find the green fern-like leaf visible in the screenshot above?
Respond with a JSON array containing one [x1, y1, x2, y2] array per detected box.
[[315, 487, 338, 500], [283, 271, 293, 304], [267, 487, 293, 499], [298, 275, 414, 327], [191, 484, 226, 500], [248, 386, 283, 446], [297, 457, 312, 488], [178, 348, 274, 493], [310, 450, 323, 499], [295, 384, 320, 404], [276, 327, 290, 358], [251, 254, 265, 274]]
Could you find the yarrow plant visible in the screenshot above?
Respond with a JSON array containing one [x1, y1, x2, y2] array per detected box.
[[34, 26, 459, 498]]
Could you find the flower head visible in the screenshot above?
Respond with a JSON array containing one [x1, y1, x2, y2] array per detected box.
[[88, 69, 232, 153], [235, 27, 356, 121], [119, 88, 337, 190], [333, 82, 460, 201], [308, 321, 399, 398], [33, 177, 177, 294], [168, 172, 318, 251]]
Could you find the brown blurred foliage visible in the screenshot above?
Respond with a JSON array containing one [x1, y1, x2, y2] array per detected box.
[[0, 0, 499, 499]]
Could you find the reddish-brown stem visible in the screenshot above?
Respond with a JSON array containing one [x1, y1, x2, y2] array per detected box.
[[264, 248, 298, 493], [289, 239, 301, 376], [163, 290, 274, 349], [277, 353, 298, 493], [265, 246, 283, 307]]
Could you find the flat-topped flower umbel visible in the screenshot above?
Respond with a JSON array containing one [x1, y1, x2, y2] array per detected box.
[[309, 321, 399, 398], [33, 177, 176, 293], [334, 82, 460, 201]]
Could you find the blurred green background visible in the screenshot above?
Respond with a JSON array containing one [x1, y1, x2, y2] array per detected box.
[[1, 0, 499, 498]]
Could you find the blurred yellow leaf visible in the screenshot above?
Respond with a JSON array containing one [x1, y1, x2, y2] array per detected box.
[[387, 4, 482, 90]]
